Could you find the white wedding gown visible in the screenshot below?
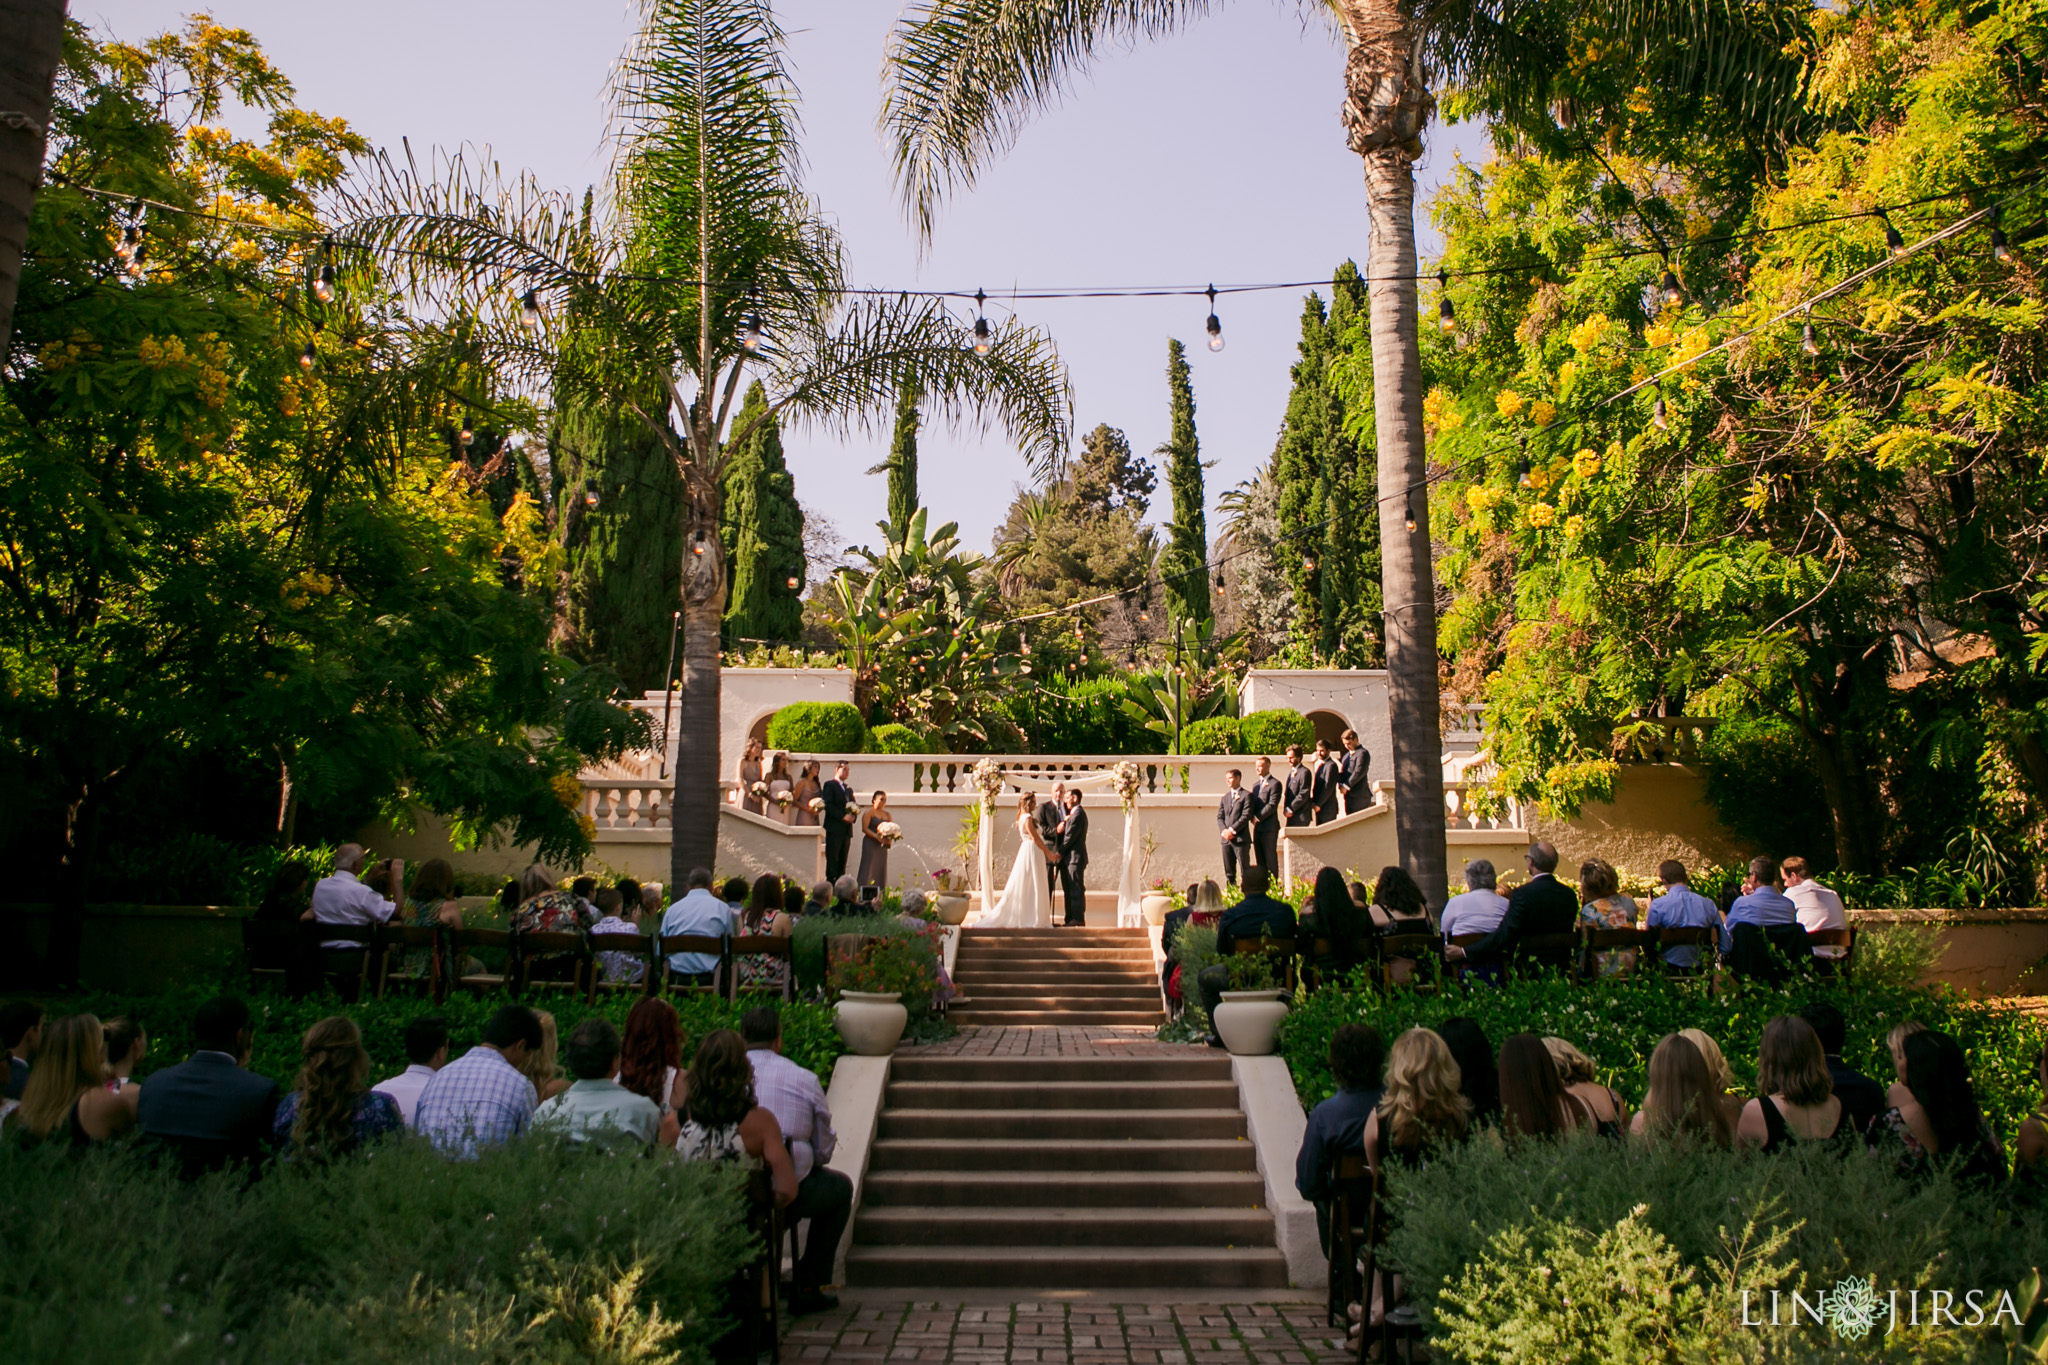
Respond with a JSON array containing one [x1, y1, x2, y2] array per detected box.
[[979, 812, 1052, 929]]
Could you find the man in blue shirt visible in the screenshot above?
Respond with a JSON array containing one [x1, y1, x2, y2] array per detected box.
[[1721, 854, 1798, 956], [1645, 859, 1721, 971], [1295, 1023, 1386, 1256], [659, 867, 732, 983]]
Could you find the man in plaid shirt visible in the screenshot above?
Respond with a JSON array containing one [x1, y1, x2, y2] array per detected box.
[[742, 1005, 849, 1315], [416, 1005, 542, 1159]]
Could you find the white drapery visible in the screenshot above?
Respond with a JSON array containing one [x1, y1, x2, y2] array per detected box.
[[973, 770, 1141, 925]]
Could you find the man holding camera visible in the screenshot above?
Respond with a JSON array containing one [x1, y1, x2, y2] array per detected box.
[[309, 843, 402, 1002]]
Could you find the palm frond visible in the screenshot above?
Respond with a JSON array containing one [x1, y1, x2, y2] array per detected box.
[[882, 0, 1213, 242]]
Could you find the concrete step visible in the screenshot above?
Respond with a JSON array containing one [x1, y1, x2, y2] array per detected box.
[[866, 1138, 1258, 1173], [843, 1244, 1290, 1289], [854, 1205, 1276, 1247], [946, 1009, 1164, 1027], [877, 1107, 1246, 1140], [888, 1055, 1231, 1083], [955, 945, 1156, 963], [860, 1168, 1266, 1208], [884, 1080, 1240, 1111], [948, 994, 1162, 1014], [963, 979, 1163, 999], [964, 927, 1148, 941], [952, 964, 1157, 983]]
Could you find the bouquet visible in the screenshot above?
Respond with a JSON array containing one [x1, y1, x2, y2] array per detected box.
[[931, 868, 955, 893], [774, 791, 793, 810], [969, 756, 1007, 809], [876, 821, 904, 845], [808, 796, 826, 814], [1110, 760, 1143, 812], [749, 781, 768, 799]]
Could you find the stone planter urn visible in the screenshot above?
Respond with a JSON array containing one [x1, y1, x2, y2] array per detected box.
[[834, 990, 908, 1056], [932, 893, 971, 925], [1141, 892, 1174, 926], [1213, 989, 1289, 1056]]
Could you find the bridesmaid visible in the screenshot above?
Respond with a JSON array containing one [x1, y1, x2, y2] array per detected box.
[[792, 760, 823, 826], [857, 791, 893, 890], [735, 737, 765, 814], [765, 751, 796, 824]]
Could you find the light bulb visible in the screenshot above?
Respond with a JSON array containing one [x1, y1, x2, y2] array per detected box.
[[1437, 269, 1456, 333], [298, 341, 316, 371], [1204, 285, 1224, 351], [115, 224, 138, 263], [1801, 321, 1820, 356], [313, 264, 336, 304], [1660, 270, 1683, 306], [520, 289, 543, 329], [1992, 224, 2012, 264], [1404, 494, 1417, 534], [1139, 610, 1150, 623], [1303, 558, 1317, 574], [124, 256, 146, 280], [785, 575, 800, 590], [459, 425, 474, 448], [1516, 449, 1532, 488], [583, 481, 600, 509], [972, 316, 992, 356], [1882, 215, 1905, 256], [741, 314, 763, 351], [1653, 397, 1668, 430]]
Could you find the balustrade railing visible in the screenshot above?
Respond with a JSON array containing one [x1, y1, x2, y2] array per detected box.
[[1444, 781, 1523, 831], [583, 780, 673, 831]]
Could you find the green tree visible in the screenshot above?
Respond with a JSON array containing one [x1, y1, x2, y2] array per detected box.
[[348, 0, 1069, 883], [1158, 338, 1210, 631], [719, 381, 805, 643], [879, 386, 919, 543]]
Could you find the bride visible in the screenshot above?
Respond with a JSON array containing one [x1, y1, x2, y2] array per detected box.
[[978, 791, 1052, 929]]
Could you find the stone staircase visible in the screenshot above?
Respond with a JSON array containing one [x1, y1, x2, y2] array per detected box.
[[948, 926, 1164, 1027], [844, 1052, 1289, 1288]]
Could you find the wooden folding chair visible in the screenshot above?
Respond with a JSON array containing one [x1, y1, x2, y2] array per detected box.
[[376, 923, 448, 1002], [659, 934, 730, 995], [1328, 1152, 1373, 1329], [1649, 926, 1719, 987], [740, 1167, 783, 1364], [1577, 927, 1650, 983], [1446, 932, 1490, 983], [1232, 935, 1299, 992], [1513, 931, 1580, 980], [586, 930, 656, 1003], [728, 935, 796, 1002], [448, 927, 515, 993], [240, 919, 293, 992], [307, 922, 378, 998], [1807, 926, 1855, 980], [518, 929, 592, 996], [1376, 933, 1443, 992]]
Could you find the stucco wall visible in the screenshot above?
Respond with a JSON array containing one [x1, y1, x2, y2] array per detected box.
[[1532, 765, 1750, 879]]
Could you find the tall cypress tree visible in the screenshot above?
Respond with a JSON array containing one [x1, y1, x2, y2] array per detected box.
[[885, 387, 919, 543], [554, 389, 684, 693], [719, 382, 806, 643], [1159, 339, 1211, 630]]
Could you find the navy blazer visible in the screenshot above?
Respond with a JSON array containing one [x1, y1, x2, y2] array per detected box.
[[1247, 775, 1283, 829], [1283, 765, 1316, 822], [1463, 873, 1580, 962], [1339, 746, 1371, 801], [137, 1052, 279, 1176], [1218, 895, 1299, 955], [1216, 788, 1251, 841]]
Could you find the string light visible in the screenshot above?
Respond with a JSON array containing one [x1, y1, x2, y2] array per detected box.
[[1653, 396, 1669, 430], [1437, 269, 1456, 332], [1516, 440, 1532, 489], [1303, 556, 1317, 573], [298, 339, 316, 371], [741, 312, 763, 352], [692, 533, 707, 556], [1800, 309, 1821, 356], [1205, 284, 1224, 352], [123, 244, 146, 281], [1991, 214, 2013, 264], [312, 238, 336, 304], [1881, 214, 1905, 256], [785, 574, 800, 589], [1214, 568, 1226, 590], [459, 421, 475, 448], [971, 288, 992, 356], [1404, 493, 1417, 534], [1659, 269, 1684, 307], [115, 223, 140, 265], [520, 288, 543, 329]]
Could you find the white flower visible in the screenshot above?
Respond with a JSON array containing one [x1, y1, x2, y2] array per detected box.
[[808, 797, 825, 813]]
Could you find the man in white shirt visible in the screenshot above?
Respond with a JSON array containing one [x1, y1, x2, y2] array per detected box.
[[1782, 855, 1848, 959], [659, 867, 732, 984], [742, 1005, 847, 1315], [372, 1015, 449, 1128], [1439, 858, 1510, 938], [310, 844, 400, 1000]]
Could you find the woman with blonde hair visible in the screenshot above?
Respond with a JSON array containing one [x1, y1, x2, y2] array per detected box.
[[12, 1014, 136, 1146], [1679, 1028, 1746, 1130], [1365, 1028, 1471, 1171], [1630, 1033, 1734, 1147], [1189, 879, 1227, 917], [273, 1016, 401, 1159], [521, 1010, 569, 1104], [1543, 1037, 1629, 1138]]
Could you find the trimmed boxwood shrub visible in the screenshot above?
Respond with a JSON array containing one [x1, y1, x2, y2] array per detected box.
[[764, 699, 865, 753], [1180, 715, 1242, 754], [1239, 707, 1314, 754], [866, 722, 932, 754]]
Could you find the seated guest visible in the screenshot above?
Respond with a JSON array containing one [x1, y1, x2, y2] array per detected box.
[[1797, 1001, 1886, 1139], [102, 1015, 147, 1090], [534, 1018, 660, 1153], [804, 880, 834, 916], [743, 1006, 851, 1315], [589, 888, 648, 985], [1445, 842, 1579, 972], [672, 1030, 798, 1208], [371, 1015, 450, 1129], [1439, 860, 1508, 939], [3, 1000, 44, 1101], [1888, 1020, 1926, 1076], [1736, 1015, 1848, 1150], [415, 1005, 543, 1159], [1679, 1028, 1748, 1132], [2014, 1048, 2048, 1199], [1217, 867, 1297, 954], [618, 998, 685, 1147], [1294, 1023, 1386, 1253], [721, 876, 751, 918], [273, 1016, 403, 1160], [1364, 1028, 1471, 1173], [512, 865, 586, 982], [1497, 1032, 1592, 1140], [1298, 866, 1369, 985], [1783, 857, 1848, 959], [734, 873, 795, 994], [523, 1010, 569, 1104], [1435, 1016, 1500, 1129], [784, 881, 807, 920], [570, 875, 599, 923], [136, 996, 279, 1176], [1878, 1028, 2006, 1187], [659, 867, 734, 985], [896, 893, 956, 1009], [401, 858, 466, 980], [1368, 866, 1433, 936], [1720, 855, 1799, 957], [615, 876, 642, 918], [829, 875, 863, 917], [1186, 879, 1226, 923], [1543, 1037, 1629, 1138], [1630, 1034, 1734, 1147], [1645, 860, 1721, 973], [1576, 858, 1640, 976], [640, 882, 665, 918], [310, 844, 401, 1002], [12, 1013, 138, 1146], [1193, 878, 1277, 1038]]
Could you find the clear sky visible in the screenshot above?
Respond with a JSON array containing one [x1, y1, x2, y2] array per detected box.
[[77, 0, 1491, 555]]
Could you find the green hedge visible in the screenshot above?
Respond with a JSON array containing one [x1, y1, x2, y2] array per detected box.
[[1239, 707, 1314, 754], [0, 1130, 748, 1365], [764, 700, 865, 753], [865, 722, 931, 754], [1180, 715, 1241, 754]]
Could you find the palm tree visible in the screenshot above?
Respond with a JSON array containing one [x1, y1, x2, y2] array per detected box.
[[878, 0, 1806, 904], [347, 0, 1070, 884], [0, 0, 67, 350]]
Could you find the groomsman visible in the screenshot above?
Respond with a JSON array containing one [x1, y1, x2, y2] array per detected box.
[[1338, 729, 1372, 814], [1058, 789, 1090, 927], [1215, 770, 1251, 887], [1247, 756, 1283, 873], [1311, 739, 1341, 824], [1036, 782, 1067, 904], [822, 762, 855, 880], [1283, 745, 1316, 828]]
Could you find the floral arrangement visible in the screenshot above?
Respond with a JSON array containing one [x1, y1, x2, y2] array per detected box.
[[774, 791, 793, 810], [807, 796, 825, 814], [748, 781, 768, 799], [969, 756, 1007, 809], [931, 868, 956, 893], [828, 935, 938, 1005], [1109, 760, 1143, 811], [876, 821, 903, 844]]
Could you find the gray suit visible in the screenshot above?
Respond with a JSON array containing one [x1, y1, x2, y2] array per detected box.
[[1216, 788, 1251, 885]]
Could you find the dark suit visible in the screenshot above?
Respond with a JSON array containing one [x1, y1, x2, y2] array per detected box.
[[1311, 759, 1340, 824], [1247, 774, 1282, 871], [1036, 798, 1067, 903], [136, 1051, 280, 1178], [1462, 872, 1579, 968], [1827, 1055, 1888, 1139], [1059, 805, 1089, 926], [1200, 895, 1301, 1024], [1283, 764, 1316, 827], [1216, 788, 1251, 886], [821, 780, 853, 879], [1338, 745, 1371, 813]]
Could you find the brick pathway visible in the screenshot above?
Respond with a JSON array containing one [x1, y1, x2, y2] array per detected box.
[[909, 1026, 1201, 1057], [787, 1299, 1351, 1364]]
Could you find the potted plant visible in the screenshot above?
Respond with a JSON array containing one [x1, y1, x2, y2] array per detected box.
[[929, 868, 970, 925], [1212, 954, 1290, 1056], [1141, 874, 1176, 927], [826, 937, 936, 1055]]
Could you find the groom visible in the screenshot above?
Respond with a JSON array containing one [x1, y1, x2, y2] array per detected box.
[[1057, 789, 1089, 927]]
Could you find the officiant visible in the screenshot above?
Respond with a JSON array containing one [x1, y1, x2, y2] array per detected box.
[[1036, 781, 1067, 905]]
